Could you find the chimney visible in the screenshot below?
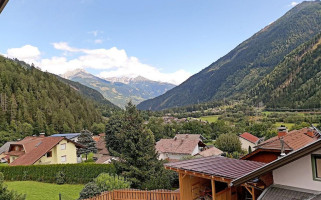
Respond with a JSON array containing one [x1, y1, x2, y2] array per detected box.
[[39, 133, 45, 138], [306, 128, 314, 137], [279, 138, 286, 157], [277, 126, 287, 138]]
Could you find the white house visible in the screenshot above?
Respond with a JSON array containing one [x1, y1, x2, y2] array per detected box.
[[239, 132, 260, 151], [156, 134, 206, 162], [232, 131, 321, 199]]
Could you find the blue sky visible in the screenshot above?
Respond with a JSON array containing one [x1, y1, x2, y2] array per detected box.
[[0, 0, 305, 84]]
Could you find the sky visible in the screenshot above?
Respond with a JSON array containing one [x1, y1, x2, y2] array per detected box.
[[0, 0, 307, 85]]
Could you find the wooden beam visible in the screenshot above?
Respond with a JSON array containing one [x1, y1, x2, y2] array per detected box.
[[252, 187, 256, 200], [179, 173, 184, 199], [211, 179, 216, 200]]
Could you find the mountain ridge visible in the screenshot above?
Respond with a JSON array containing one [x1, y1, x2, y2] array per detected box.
[[137, 1, 321, 110], [62, 69, 175, 108]]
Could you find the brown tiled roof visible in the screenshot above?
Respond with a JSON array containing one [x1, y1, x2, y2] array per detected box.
[[156, 139, 201, 155], [232, 138, 321, 186], [95, 134, 109, 155], [95, 155, 113, 164], [175, 134, 203, 140], [239, 132, 259, 144], [198, 147, 223, 157], [6, 151, 24, 156], [9, 137, 65, 166], [256, 128, 318, 151], [165, 156, 265, 180]]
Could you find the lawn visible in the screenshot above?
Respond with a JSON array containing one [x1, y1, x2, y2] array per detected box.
[[199, 115, 220, 123], [6, 181, 83, 200], [275, 122, 295, 129]]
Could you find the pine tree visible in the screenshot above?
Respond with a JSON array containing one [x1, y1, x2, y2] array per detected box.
[[77, 130, 97, 160], [110, 102, 161, 188]]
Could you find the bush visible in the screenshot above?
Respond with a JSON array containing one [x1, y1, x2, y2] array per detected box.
[[78, 182, 101, 200], [0, 163, 116, 184], [0, 172, 26, 200], [94, 173, 130, 192], [56, 171, 65, 185], [215, 133, 242, 153]]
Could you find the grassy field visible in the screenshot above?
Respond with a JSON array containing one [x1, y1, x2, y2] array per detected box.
[[275, 122, 295, 129], [199, 115, 220, 123], [6, 181, 83, 200]]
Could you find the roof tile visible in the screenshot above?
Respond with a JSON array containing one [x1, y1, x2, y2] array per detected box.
[[165, 156, 265, 180]]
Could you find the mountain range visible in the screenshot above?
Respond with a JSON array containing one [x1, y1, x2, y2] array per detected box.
[[137, 1, 321, 110], [62, 69, 175, 108]]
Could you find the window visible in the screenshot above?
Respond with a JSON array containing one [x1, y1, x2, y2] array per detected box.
[[60, 143, 66, 150], [312, 154, 321, 181], [46, 151, 52, 157], [61, 155, 66, 163]]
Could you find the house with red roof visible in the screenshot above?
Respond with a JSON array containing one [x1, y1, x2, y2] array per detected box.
[[232, 130, 321, 200], [7, 134, 84, 166], [239, 132, 260, 152], [92, 133, 117, 164], [156, 134, 206, 162], [242, 127, 319, 163]]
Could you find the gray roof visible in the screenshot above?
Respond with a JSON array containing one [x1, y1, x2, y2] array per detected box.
[[0, 142, 14, 154], [50, 133, 80, 140], [258, 185, 321, 200]]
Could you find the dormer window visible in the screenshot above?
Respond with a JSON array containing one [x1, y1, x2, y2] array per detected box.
[[14, 146, 19, 151], [312, 154, 321, 181]]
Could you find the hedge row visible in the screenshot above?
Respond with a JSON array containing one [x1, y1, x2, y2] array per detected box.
[[0, 163, 116, 184]]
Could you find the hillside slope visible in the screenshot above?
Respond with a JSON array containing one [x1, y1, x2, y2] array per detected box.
[[57, 77, 120, 116], [0, 56, 103, 142], [138, 1, 321, 110], [63, 70, 175, 108], [251, 33, 321, 109]]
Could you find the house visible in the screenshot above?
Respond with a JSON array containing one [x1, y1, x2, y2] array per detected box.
[[232, 130, 321, 200], [0, 0, 9, 14], [156, 134, 206, 161], [165, 156, 266, 200], [242, 127, 318, 163], [51, 133, 81, 142], [93, 133, 117, 164], [7, 134, 84, 166], [239, 132, 260, 151], [0, 141, 13, 163], [197, 146, 223, 157]]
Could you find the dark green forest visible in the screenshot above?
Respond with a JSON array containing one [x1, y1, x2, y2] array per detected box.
[[251, 33, 321, 109], [0, 56, 108, 144]]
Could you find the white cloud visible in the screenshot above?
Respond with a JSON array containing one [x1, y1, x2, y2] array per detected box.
[[290, 1, 299, 7], [7, 45, 41, 64], [5, 43, 191, 85]]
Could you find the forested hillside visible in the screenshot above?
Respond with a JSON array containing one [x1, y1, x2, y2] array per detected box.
[[138, 1, 321, 110], [251, 33, 321, 109], [0, 56, 103, 144], [58, 77, 120, 117]]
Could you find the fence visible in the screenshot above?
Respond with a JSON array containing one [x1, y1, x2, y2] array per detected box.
[[84, 189, 180, 200]]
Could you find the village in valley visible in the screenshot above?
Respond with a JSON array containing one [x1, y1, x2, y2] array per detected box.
[[2, 0, 321, 200]]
